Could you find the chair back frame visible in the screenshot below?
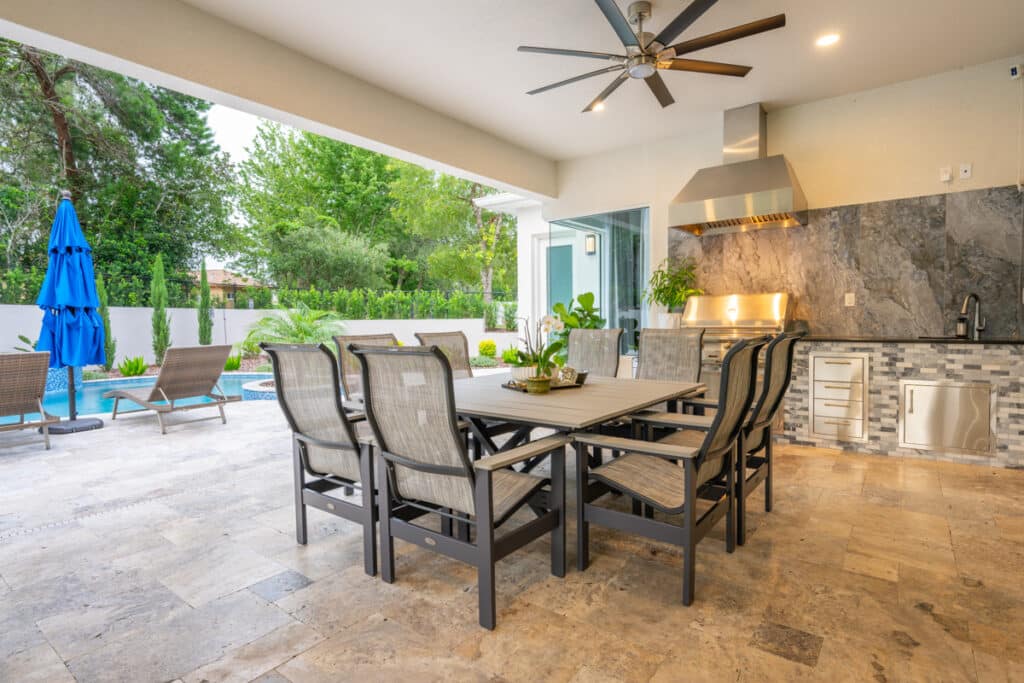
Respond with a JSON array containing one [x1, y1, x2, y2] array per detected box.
[[333, 333, 399, 398], [744, 331, 804, 452], [636, 327, 705, 383], [413, 331, 473, 379], [567, 328, 624, 378]]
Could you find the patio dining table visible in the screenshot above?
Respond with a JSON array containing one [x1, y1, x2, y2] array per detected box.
[[453, 372, 706, 455]]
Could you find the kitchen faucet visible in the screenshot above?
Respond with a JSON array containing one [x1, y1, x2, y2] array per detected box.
[[960, 293, 986, 341]]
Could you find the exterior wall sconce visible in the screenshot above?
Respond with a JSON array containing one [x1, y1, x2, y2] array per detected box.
[[584, 233, 597, 255]]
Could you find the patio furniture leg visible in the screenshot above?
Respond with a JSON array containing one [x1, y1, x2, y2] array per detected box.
[[550, 445, 565, 578], [343, 486, 354, 496], [441, 511, 453, 537], [293, 439, 307, 545], [765, 435, 773, 513], [359, 443, 377, 576], [218, 402, 226, 425], [644, 504, 654, 519], [575, 442, 590, 571], [475, 469, 496, 630], [157, 411, 167, 435], [42, 422, 50, 450], [631, 498, 642, 516], [455, 513, 471, 543], [726, 442, 737, 554], [737, 437, 748, 546], [377, 453, 395, 583], [111, 397, 120, 420], [682, 462, 697, 606]]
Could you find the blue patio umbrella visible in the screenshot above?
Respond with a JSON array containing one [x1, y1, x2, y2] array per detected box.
[[35, 190, 105, 432]]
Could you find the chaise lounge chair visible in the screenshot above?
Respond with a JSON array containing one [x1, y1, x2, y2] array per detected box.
[[103, 345, 240, 434], [0, 352, 60, 449]]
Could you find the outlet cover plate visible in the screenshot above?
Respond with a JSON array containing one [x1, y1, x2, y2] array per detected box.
[[845, 292, 856, 307], [959, 163, 972, 180]]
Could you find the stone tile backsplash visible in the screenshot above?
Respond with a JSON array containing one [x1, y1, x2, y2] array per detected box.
[[670, 185, 1024, 338]]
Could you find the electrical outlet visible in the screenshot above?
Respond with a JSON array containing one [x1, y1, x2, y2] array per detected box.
[[1011, 64, 1021, 80], [959, 163, 972, 180], [844, 292, 856, 307], [939, 166, 952, 183]]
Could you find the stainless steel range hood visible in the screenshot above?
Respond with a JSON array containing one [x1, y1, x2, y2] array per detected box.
[[669, 103, 807, 237]]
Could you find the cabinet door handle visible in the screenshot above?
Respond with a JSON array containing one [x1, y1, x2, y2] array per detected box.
[[823, 384, 850, 390], [823, 402, 848, 408], [824, 419, 852, 426], [908, 389, 914, 414], [824, 360, 852, 365]]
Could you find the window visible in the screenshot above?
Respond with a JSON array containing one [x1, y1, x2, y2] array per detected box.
[[548, 208, 648, 354]]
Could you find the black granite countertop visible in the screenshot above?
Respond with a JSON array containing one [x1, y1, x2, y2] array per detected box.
[[803, 335, 1024, 345]]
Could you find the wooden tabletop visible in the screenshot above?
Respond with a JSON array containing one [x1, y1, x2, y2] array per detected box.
[[453, 372, 706, 431]]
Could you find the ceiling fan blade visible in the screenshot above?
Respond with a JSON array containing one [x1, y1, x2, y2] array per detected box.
[[660, 58, 751, 77], [518, 46, 625, 62], [594, 0, 639, 48], [583, 71, 629, 112], [660, 14, 786, 59], [651, 0, 717, 49], [644, 72, 675, 108], [527, 65, 626, 95]]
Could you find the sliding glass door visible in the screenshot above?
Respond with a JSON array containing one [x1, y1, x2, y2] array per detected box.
[[548, 208, 648, 354]]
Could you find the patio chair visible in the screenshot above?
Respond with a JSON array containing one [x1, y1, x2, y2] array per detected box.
[[635, 327, 704, 383], [104, 345, 239, 434], [351, 343, 567, 629], [0, 352, 60, 450], [262, 343, 378, 576], [413, 331, 473, 379], [572, 336, 768, 605], [333, 333, 398, 414], [567, 328, 623, 377], [636, 332, 804, 544]]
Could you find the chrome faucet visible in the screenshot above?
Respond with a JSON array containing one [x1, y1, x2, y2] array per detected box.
[[960, 293, 986, 341]]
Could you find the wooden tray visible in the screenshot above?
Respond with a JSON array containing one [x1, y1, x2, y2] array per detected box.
[[501, 380, 583, 393]]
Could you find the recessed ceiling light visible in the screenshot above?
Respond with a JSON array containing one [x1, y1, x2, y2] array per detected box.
[[593, 102, 606, 112], [815, 33, 840, 47]]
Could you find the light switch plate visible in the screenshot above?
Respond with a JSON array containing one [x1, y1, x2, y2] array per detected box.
[[845, 292, 856, 307], [939, 167, 953, 183], [959, 163, 972, 180]]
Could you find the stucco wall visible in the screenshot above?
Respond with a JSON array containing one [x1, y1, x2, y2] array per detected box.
[[0, 305, 518, 365]]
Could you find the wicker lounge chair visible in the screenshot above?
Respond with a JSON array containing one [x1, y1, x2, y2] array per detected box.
[[567, 328, 623, 377], [640, 331, 804, 544], [0, 352, 60, 449], [263, 343, 379, 575], [414, 331, 473, 379], [573, 336, 768, 605], [351, 343, 567, 629], [104, 345, 239, 434]]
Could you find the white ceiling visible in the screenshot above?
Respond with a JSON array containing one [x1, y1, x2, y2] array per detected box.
[[184, 0, 1024, 161]]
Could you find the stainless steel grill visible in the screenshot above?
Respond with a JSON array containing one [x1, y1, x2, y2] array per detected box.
[[676, 292, 793, 392]]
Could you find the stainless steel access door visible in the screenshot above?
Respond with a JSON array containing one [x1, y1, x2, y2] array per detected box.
[[898, 379, 996, 456]]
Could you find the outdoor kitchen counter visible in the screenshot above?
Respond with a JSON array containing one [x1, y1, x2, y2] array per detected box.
[[803, 335, 1024, 345], [778, 338, 1024, 469]]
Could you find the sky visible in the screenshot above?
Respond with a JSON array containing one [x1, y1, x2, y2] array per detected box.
[[204, 104, 263, 268]]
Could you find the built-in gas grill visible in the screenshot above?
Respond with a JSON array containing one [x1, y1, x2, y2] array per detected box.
[[677, 292, 794, 393]]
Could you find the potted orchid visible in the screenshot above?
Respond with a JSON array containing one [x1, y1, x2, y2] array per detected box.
[[514, 316, 564, 394]]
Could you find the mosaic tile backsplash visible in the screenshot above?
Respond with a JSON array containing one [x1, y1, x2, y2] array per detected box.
[[670, 186, 1024, 338]]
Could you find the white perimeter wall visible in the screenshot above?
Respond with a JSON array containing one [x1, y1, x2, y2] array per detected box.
[[0, 305, 519, 365]]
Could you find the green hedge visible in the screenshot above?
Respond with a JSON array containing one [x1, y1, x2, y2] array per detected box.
[[276, 287, 514, 320]]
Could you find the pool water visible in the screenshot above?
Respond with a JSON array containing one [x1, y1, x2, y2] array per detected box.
[[2, 373, 272, 423]]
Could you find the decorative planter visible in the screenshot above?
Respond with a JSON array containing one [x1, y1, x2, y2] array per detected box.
[[510, 365, 536, 381], [525, 376, 552, 394]]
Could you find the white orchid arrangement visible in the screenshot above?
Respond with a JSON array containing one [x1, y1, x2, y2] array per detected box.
[[514, 316, 565, 378]]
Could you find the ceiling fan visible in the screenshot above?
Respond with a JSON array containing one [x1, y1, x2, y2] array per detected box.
[[519, 0, 785, 112]]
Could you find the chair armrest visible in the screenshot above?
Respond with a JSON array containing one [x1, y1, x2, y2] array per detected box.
[[682, 397, 717, 409], [474, 435, 569, 471], [294, 433, 361, 452], [631, 412, 714, 431], [571, 433, 698, 462]]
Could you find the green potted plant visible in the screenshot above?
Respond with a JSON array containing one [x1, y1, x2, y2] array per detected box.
[[515, 316, 564, 394], [645, 258, 703, 326], [551, 292, 606, 364]]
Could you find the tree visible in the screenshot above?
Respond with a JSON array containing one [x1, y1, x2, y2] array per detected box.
[[390, 162, 516, 301], [150, 254, 171, 363], [268, 216, 389, 290], [95, 274, 116, 371], [198, 261, 212, 345], [245, 303, 345, 345], [0, 38, 240, 304]]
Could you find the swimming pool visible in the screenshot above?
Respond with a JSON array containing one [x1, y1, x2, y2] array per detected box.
[[2, 373, 273, 422]]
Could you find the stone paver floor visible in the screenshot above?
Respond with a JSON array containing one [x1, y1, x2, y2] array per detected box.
[[1, 401, 1023, 682]]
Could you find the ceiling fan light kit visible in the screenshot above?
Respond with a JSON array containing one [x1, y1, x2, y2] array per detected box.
[[519, 0, 786, 112]]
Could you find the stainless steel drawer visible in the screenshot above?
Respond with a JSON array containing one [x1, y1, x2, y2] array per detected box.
[[813, 381, 864, 402], [813, 356, 865, 383], [814, 398, 864, 419], [812, 416, 864, 440], [899, 380, 995, 455]]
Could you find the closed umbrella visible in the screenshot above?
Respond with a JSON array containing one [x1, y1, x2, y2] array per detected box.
[[36, 190, 105, 433]]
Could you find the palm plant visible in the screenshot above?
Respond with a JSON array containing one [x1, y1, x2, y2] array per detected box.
[[245, 303, 345, 346]]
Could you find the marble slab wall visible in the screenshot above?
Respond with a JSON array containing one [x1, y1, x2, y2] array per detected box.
[[669, 186, 1024, 338]]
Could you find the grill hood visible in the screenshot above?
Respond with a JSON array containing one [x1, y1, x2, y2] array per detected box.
[[669, 103, 807, 237]]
